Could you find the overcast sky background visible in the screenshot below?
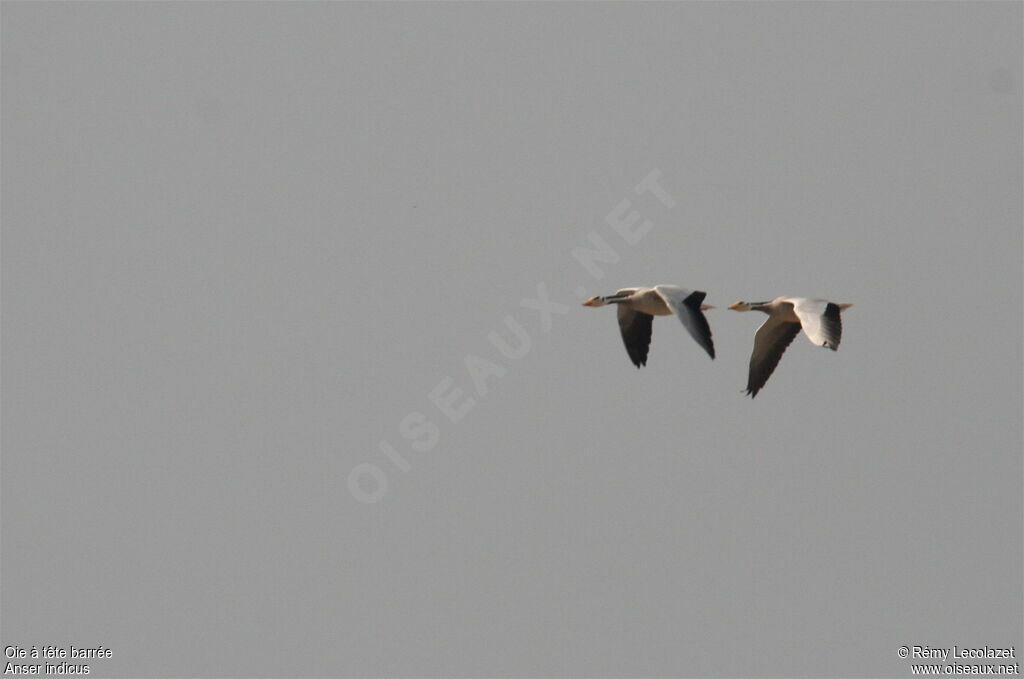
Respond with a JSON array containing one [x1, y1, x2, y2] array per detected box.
[[2, 2, 1021, 677]]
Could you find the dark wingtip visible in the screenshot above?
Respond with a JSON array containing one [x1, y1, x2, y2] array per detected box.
[[684, 290, 707, 307]]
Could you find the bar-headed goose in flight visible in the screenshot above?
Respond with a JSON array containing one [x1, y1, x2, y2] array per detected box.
[[728, 297, 853, 397], [582, 286, 715, 367]]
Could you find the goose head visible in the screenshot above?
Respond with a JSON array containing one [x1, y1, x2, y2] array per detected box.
[[728, 301, 770, 312]]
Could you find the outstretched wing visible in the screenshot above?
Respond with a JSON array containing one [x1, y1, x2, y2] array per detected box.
[[789, 298, 843, 350], [653, 286, 715, 359], [746, 315, 801, 397], [617, 306, 654, 368]]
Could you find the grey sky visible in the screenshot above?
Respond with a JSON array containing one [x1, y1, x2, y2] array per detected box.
[[2, 2, 1021, 677]]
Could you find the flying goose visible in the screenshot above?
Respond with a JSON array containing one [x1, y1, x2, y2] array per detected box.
[[728, 297, 853, 397], [582, 286, 715, 367]]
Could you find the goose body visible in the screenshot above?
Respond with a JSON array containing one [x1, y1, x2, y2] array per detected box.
[[728, 297, 853, 397], [582, 286, 715, 367]]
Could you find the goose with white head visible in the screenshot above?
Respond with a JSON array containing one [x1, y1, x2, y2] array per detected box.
[[728, 297, 853, 397], [582, 286, 716, 367]]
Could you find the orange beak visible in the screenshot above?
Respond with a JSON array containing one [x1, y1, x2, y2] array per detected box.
[[581, 297, 599, 307]]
